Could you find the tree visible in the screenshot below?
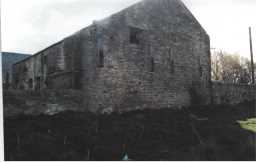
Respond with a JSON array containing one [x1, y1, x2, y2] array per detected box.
[[211, 50, 223, 81], [211, 50, 254, 84]]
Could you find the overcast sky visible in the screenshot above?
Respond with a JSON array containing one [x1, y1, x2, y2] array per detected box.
[[2, 0, 256, 59]]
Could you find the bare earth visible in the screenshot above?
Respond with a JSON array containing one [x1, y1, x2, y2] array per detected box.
[[4, 98, 256, 160]]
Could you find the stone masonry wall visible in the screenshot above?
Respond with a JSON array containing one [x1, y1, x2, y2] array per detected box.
[[78, 0, 212, 113], [13, 36, 82, 90], [13, 0, 213, 113], [212, 82, 256, 105]]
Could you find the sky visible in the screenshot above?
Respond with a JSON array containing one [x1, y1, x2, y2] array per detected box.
[[1, 0, 256, 59]]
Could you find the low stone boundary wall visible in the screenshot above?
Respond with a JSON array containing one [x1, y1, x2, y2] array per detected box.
[[3, 89, 85, 117], [212, 82, 256, 105]]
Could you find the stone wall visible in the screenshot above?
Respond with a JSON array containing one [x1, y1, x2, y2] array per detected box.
[[13, 53, 43, 90], [13, 36, 83, 90], [12, 0, 212, 112], [78, 0, 211, 112], [212, 82, 256, 105], [3, 89, 85, 117]]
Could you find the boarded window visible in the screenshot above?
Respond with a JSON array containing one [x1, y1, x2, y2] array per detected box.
[[199, 59, 202, 77], [35, 77, 41, 90], [5, 72, 9, 84], [23, 66, 28, 73], [199, 66, 203, 77], [28, 79, 33, 89], [150, 57, 155, 72], [15, 78, 19, 86], [130, 27, 142, 44], [42, 55, 47, 64], [74, 72, 82, 89], [98, 49, 104, 68], [170, 60, 175, 74], [45, 77, 49, 88], [168, 48, 175, 74]]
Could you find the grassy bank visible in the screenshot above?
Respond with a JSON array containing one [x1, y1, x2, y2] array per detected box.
[[4, 102, 256, 160]]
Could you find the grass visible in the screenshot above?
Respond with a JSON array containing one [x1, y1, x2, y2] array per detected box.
[[238, 118, 256, 133], [4, 98, 256, 160]]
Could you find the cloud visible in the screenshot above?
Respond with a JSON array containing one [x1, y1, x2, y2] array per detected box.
[[183, 0, 256, 7], [1, 0, 141, 54], [182, 0, 256, 58], [2, 0, 256, 59]]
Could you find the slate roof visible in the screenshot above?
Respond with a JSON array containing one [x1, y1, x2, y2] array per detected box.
[[2, 52, 31, 82]]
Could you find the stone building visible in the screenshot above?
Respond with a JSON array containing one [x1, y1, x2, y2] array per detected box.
[[13, 0, 213, 112], [2, 52, 30, 88]]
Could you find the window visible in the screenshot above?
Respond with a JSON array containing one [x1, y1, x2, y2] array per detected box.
[[98, 49, 104, 68], [170, 60, 175, 74], [110, 36, 114, 41], [15, 78, 19, 86], [5, 72, 10, 84], [150, 57, 155, 72], [23, 66, 28, 73], [198, 59, 202, 77], [168, 48, 175, 74], [199, 66, 203, 77], [35, 77, 41, 90], [130, 27, 142, 44], [42, 55, 47, 64], [45, 77, 49, 88], [28, 79, 33, 89]]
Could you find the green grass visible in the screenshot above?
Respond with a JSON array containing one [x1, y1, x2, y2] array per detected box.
[[238, 118, 256, 133]]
